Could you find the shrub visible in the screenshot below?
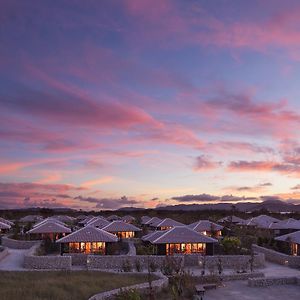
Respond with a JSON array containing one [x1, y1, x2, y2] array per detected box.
[[135, 259, 142, 272], [122, 259, 133, 272], [115, 288, 141, 300], [221, 236, 241, 254], [161, 256, 182, 276]]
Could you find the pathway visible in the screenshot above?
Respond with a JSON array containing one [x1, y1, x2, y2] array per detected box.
[[127, 241, 136, 256], [0, 248, 30, 271]]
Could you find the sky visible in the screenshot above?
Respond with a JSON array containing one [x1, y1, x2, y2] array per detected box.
[[2, 0, 300, 210]]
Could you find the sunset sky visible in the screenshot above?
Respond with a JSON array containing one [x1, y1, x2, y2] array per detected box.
[[2, 0, 300, 210]]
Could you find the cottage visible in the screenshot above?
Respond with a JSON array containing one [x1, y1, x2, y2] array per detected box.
[[188, 220, 223, 237], [56, 226, 118, 254], [28, 220, 71, 241], [86, 217, 110, 229], [106, 215, 121, 222], [269, 218, 300, 236], [102, 221, 141, 239], [142, 226, 217, 255], [33, 217, 66, 228], [121, 215, 136, 224], [19, 215, 43, 223], [275, 230, 300, 256], [217, 216, 244, 224], [78, 215, 95, 227], [153, 218, 184, 231], [141, 216, 151, 225], [238, 215, 280, 229], [0, 217, 14, 227], [0, 221, 11, 233], [144, 217, 162, 228]]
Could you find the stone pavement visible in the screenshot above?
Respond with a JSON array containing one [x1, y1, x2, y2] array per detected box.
[[0, 248, 30, 271]]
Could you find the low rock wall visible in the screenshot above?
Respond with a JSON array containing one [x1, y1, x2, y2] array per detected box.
[[0, 247, 8, 261], [184, 253, 265, 268], [252, 244, 300, 268], [248, 276, 300, 287], [24, 244, 71, 270], [1, 236, 39, 249], [87, 255, 183, 270], [63, 253, 87, 266], [88, 272, 168, 300]]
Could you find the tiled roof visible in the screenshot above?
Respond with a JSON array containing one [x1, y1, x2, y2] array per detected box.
[[142, 231, 165, 243], [102, 221, 141, 232], [19, 215, 43, 223], [275, 230, 300, 244], [155, 218, 184, 228], [28, 221, 71, 234], [0, 217, 14, 226], [217, 216, 245, 223], [147, 226, 218, 244], [122, 215, 136, 222], [188, 220, 223, 232], [87, 217, 110, 228], [0, 221, 11, 230], [33, 217, 66, 228], [56, 226, 118, 243], [79, 215, 95, 225], [106, 215, 121, 221], [270, 218, 300, 230], [145, 217, 162, 226], [241, 215, 280, 228], [141, 216, 151, 224], [53, 215, 75, 223]]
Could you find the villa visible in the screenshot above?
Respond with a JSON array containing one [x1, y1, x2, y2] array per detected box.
[[102, 221, 141, 239], [238, 215, 280, 229], [28, 220, 71, 241], [121, 215, 136, 224], [143, 217, 162, 228], [106, 215, 121, 222], [218, 215, 245, 224], [153, 218, 184, 231], [0, 217, 14, 227], [56, 226, 118, 255], [142, 226, 218, 255], [188, 220, 223, 237], [275, 230, 300, 256], [19, 215, 43, 224], [86, 217, 110, 229], [141, 215, 151, 225], [269, 218, 300, 236], [0, 221, 11, 233]]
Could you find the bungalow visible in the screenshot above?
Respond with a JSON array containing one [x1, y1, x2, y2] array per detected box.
[[144, 217, 162, 229], [188, 220, 223, 237], [102, 221, 141, 239], [53, 215, 75, 224], [28, 220, 71, 241], [141, 216, 151, 225], [0, 221, 11, 233], [107, 215, 121, 222], [56, 226, 118, 255], [0, 217, 14, 227], [275, 230, 300, 256], [78, 215, 95, 227], [86, 217, 110, 229], [153, 218, 184, 231], [269, 218, 300, 236], [238, 215, 280, 229], [218, 216, 244, 225], [142, 226, 217, 255], [19, 215, 43, 224], [33, 217, 66, 228], [122, 215, 136, 224]]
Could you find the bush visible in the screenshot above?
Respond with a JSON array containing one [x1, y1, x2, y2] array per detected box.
[[135, 259, 142, 272], [122, 259, 133, 272], [221, 236, 241, 254], [161, 256, 182, 276], [115, 288, 141, 300]]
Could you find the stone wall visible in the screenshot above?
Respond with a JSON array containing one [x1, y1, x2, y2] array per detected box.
[[87, 255, 184, 270], [248, 276, 300, 287], [63, 253, 87, 266], [252, 244, 300, 268], [24, 244, 71, 270], [1, 236, 40, 249], [88, 272, 168, 300], [184, 254, 265, 268], [0, 247, 8, 261]]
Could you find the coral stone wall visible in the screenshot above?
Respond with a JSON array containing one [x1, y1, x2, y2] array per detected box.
[[1, 236, 39, 249], [252, 244, 300, 268], [24, 244, 71, 270], [248, 276, 300, 287]]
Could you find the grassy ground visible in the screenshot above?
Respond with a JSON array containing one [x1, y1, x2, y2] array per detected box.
[[0, 271, 154, 300]]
